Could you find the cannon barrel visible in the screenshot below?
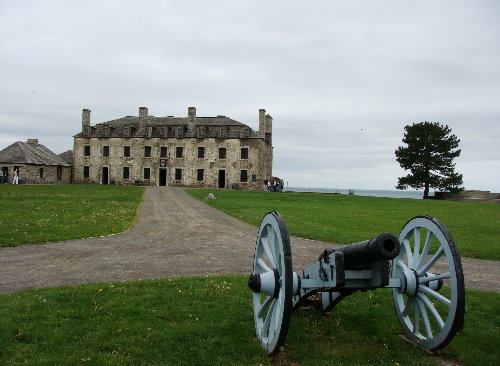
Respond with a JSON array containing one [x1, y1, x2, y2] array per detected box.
[[332, 233, 400, 270]]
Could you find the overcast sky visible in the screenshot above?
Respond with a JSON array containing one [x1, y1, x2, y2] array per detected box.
[[1, 0, 499, 191]]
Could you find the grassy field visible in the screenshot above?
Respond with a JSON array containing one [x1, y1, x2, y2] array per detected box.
[[186, 189, 500, 260], [0, 184, 144, 247], [0, 275, 498, 366]]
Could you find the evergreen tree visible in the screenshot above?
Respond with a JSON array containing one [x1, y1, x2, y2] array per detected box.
[[395, 121, 463, 198]]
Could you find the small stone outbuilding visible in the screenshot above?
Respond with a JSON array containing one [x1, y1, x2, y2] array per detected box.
[[0, 139, 72, 184]]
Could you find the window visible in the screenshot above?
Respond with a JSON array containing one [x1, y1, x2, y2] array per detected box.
[[241, 147, 249, 160], [198, 146, 205, 159], [160, 146, 168, 158], [175, 168, 182, 180], [197, 126, 206, 139], [83, 166, 90, 179], [123, 167, 130, 180], [144, 167, 151, 180], [123, 146, 131, 157], [144, 146, 152, 157], [219, 147, 227, 159], [84, 145, 90, 156], [197, 169, 204, 181], [39, 168, 44, 178], [102, 145, 110, 157], [176, 146, 183, 158], [240, 170, 248, 183], [240, 127, 249, 138]]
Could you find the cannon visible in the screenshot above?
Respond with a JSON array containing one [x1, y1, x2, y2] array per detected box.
[[248, 212, 465, 355]]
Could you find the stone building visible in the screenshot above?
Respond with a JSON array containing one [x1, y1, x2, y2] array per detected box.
[[73, 107, 273, 189], [0, 139, 72, 184]]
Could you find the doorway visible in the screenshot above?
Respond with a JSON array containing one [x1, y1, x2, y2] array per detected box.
[[1, 167, 7, 184], [218, 169, 226, 188], [102, 167, 109, 185], [159, 168, 168, 186]]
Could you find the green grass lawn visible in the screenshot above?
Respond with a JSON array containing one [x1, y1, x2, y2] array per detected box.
[[0, 184, 144, 247], [0, 276, 497, 366], [186, 189, 500, 260]]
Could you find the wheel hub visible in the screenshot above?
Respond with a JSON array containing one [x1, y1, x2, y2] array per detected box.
[[425, 272, 444, 292], [398, 268, 419, 297], [248, 269, 280, 298]]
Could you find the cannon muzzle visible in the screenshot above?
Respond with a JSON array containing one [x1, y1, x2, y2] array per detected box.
[[329, 233, 400, 270]]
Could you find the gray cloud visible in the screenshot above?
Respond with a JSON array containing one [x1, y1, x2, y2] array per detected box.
[[1, 0, 499, 191]]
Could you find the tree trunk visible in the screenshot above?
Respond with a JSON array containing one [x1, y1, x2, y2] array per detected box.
[[423, 182, 430, 199]]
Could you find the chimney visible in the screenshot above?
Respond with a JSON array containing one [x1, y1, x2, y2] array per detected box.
[[265, 113, 273, 145], [259, 109, 266, 136], [139, 107, 148, 130], [82, 109, 91, 130], [188, 107, 196, 132], [27, 138, 39, 144]]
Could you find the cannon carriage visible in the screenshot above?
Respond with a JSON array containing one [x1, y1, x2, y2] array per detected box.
[[248, 212, 465, 355]]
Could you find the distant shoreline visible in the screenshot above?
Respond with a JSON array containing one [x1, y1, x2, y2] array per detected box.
[[284, 187, 424, 199]]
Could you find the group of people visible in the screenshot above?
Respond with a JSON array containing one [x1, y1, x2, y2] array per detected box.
[[0, 169, 18, 184], [263, 179, 284, 192]]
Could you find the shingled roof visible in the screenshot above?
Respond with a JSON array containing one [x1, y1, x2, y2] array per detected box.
[[100, 115, 247, 127], [0, 139, 71, 166], [74, 113, 263, 140], [58, 150, 74, 164]]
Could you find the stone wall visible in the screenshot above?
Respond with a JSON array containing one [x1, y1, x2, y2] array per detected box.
[[453, 190, 500, 201], [73, 136, 271, 189], [1, 164, 71, 184]]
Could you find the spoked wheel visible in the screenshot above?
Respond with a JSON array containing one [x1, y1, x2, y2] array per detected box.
[[248, 212, 293, 355], [392, 216, 465, 350]]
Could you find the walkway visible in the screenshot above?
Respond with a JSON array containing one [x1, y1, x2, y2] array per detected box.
[[0, 187, 498, 294]]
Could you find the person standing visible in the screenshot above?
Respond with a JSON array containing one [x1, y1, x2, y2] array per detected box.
[[12, 169, 18, 184], [0, 169, 3, 184]]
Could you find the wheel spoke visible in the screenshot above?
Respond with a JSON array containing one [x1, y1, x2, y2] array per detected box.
[[262, 237, 276, 269], [419, 285, 452, 307], [262, 299, 277, 338], [267, 226, 279, 268], [415, 230, 433, 269], [417, 246, 444, 276], [416, 297, 433, 339], [418, 272, 451, 284], [397, 259, 409, 271], [270, 228, 281, 272], [402, 238, 412, 266], [413, 298, 420, 334], [257, 257, 272, 273], [269, 298, 280, 341], [411, 227, 421, 268], [257, 296, 273, 318], [418, 293, 445, 330], [402, 296, 411, 316]]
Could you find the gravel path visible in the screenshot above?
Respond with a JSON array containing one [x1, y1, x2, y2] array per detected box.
[[0, 187, 498, 294]]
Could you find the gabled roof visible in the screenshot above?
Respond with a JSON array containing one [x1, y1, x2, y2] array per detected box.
[[58, 150, 74, 164], [0, 140, 71, 166], [101, 115, 247, 127], [74, 114, 263, 139]]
